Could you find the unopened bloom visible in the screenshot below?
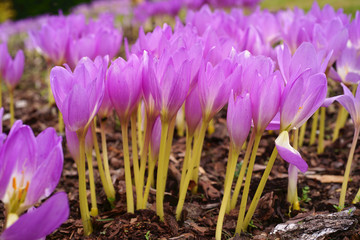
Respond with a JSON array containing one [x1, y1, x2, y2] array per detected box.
[[107, 55, 142, 123], [227, 91, 252, 150], [0, 43, 25, 89], [50, 56, 107, 131]]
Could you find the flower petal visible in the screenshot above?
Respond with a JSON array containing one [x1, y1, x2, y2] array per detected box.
[[1, 192, 69, 240], [275, 131, 308, 173]]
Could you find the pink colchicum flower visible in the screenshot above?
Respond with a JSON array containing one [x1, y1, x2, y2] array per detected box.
[[107, 55, 142, 123], [50, 56, 108, 132], [349, 11, 360, 50], [250, 70, 283, 134], [198, 59, 239, 122], [145, 50, 191, 122], [0, 122, 64, 213], [0, 116, 67, 239], [185, 86, 203, 136], [227, 90, 252, 150], [334, 84, 360, 129], [328, 47, 360, 84], [0, 43, 25, 89]]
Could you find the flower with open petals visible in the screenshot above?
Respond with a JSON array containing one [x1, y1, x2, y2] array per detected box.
[[1, 192, 69, 240]]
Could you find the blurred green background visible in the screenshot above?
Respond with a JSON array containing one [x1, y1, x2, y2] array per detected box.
[[0, 0, 90, 22], [261, 0, 360, 16], [0, 0, 359, 23]]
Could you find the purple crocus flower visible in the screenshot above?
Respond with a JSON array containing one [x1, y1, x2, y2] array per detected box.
[[276, 42, 331, 85], [198, 59, 238, 121], [1, 48, 25, 90], [227, 90, 252, 150], [98, 69, 114, 119], [312, 17, 348, 66], [145, 50, 191, 121], [1, 192, 69, 240], [0, 42, 11, 77], [50, 56, 107, 132], [107, 55, 142, 123], [329, 47, 360, 84], [185, 86, 203, 137], [29, 14, 83, 65], [349, 11, 360, 50], [334, 84, 360, 128], [66, 14, 122, 69], [0, 121, 63, 215], [250, 70, 283, 134], [130, 25, 173, 58], [280, 73, 328, 131]]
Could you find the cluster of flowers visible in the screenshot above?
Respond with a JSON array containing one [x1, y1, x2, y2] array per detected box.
[[46, 3, 360, 239], [134, 0, 262, 22], [2, 1, 360, 238], [0, 108, 69, 239], [29, 13, 122, 68]]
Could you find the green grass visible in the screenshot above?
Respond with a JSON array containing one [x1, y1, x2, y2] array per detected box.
[[261, 0, 360, 16]]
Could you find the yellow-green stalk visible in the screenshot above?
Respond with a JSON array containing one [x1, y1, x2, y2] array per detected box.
[[338, 127, 360, 210], [299, 121, 307, 147], [179, 129, 193, 189], [207, 119, 215, 135], [215, 144, 240, 240], [130, 111, 142, 209], [241, 147, 278, 232], [93, 119, 115, 206], [288, 128, 300, 211], [58, 111, 64, 134], [317, 107, 326, 154], [156, 119, 170, 220], [333, 106, 347, 142], [138, 117, 153, 209], [137, 103, 144, 153], [121, 121, 134, 213], [235, 134, 262, 233], [142, 148, 157, 208], [85, 150, 98, 217], [76, 129, 93, 236], [9, 87, 14, 126], [157, 117, 176, 220], [176, 122, 207, 220], [309, 109, 319, 145], [229, 130, 256, 212]]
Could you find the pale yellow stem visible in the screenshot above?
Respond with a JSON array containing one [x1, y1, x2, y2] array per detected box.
[[76, 129, 93, 236], [86, 150, 98, 217], [230, 130, 256, 211], [235, 133, 261, 233], [339, 127, 360, 210], [121, 121, 134, 213], [309, 109, 319, 145]]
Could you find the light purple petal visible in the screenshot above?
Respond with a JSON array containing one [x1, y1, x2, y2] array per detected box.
[[1, 192, 69, 240], [275, 131, 308, 173]]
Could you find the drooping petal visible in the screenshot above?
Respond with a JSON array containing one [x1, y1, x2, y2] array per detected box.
[[275, 131, 308, 173], [1, 192, 69, 240]]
